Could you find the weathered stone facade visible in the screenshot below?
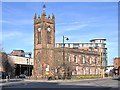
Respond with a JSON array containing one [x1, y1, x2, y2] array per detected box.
[[33, 4, 102, 79], [54, 48, 101, 78], [114, 57, 120, 76], [33, 7, 55, 79]]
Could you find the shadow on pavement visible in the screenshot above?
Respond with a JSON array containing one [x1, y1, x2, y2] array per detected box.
[[2, 81, 119, 90], [0, 79, 23, 83]]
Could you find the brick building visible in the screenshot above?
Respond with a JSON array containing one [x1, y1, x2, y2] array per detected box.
[[10, 50, 25, 57], [56, 38, 107, 71], [114, 57, 120, 76], [54, 48, 101, 79], [33, 4, 55, 79], [33, 3, 106, 79]]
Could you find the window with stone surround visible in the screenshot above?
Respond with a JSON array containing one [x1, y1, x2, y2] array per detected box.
[[95, 57, 98, 65], [68, 55, 71, 62], [46, 64, 49, 72], [74, 55, 78, 63], [37, 27, 41, 44], [47, 27, 51, 44], [82, 56, 85, 64], [89, 57, 92, 64], [90, 68, 92, 75], [96, 69, 98, 75]]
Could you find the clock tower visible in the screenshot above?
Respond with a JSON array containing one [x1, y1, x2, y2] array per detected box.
[[33, 3, 55, 79]]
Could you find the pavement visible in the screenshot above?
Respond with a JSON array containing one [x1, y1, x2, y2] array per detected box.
[[0, 78, 97, 87], [0, 79, 28, 87], [0, 77, 118, 88], [0, 79, 91, 87], [0, 79, 23, 83], [24, 77, 113, 82]]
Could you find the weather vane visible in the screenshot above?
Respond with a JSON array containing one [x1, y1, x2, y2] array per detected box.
[[43, 0, 46, 11]]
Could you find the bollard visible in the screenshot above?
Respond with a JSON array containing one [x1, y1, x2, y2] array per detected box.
[[6, 76, 8, 82]]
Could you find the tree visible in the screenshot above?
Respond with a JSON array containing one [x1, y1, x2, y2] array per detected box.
[[0, 52, 14, 78]]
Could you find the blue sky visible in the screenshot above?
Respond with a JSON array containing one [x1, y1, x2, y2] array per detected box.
[[1, 2, 118, 65]]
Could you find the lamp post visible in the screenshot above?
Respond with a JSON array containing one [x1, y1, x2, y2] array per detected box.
[[28, 53, 31, 79], [27, 59, 28, 79], [63, 36, 69, 79]]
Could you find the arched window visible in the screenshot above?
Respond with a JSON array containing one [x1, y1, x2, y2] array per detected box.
[[37, 27, 41, 44], [46, 64, 49, 72], [82, 56, 85, 64], [74, 55, 78, 63], [47, 27, 51, 44], [90, 69, 92, 75], [89, 57, 92, 64], [95, 57, 98, 65]]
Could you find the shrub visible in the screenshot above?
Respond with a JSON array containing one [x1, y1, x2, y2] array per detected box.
[[105, 73, 108, 77], [76, 75, 98, 79]]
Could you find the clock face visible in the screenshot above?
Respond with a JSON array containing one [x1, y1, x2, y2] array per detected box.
[[37, 59, 40, 62], [38, 28, 41, 32], [47, 27, 51, 32]]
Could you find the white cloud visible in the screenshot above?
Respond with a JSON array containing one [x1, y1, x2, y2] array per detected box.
[[1, 19, 33, 25], [56, 21, 89, 36], [16, 19, 33, 25], [3, 31, 23, 40], [56, 21, 81, 26], [3, 30, 34, 46], [65, 24, 88, 31]]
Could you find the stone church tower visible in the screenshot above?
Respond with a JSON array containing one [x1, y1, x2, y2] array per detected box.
[[33, 4, 55, 79]]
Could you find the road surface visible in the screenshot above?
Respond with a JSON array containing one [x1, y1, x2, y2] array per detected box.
[[2, 78, 120, 90]]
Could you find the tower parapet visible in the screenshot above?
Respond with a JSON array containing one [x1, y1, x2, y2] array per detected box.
[[33, 3, 55, 79], [34, 14, 55, 25], [52, 13, 55, 23]]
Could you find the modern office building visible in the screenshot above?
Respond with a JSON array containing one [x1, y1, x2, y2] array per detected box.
[[0, 51, 33, 78]]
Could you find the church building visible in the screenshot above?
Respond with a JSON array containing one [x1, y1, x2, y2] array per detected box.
[[33, 3, 106, 79]]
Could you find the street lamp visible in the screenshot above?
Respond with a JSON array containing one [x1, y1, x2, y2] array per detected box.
[[63, 36, 69, 79], [28, 53, 31, 79], [63, 36, 69, 65], [26, 59, 28, 79]]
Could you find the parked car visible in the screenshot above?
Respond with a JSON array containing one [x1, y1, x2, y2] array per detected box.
[[19, 74, 26, 79]]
